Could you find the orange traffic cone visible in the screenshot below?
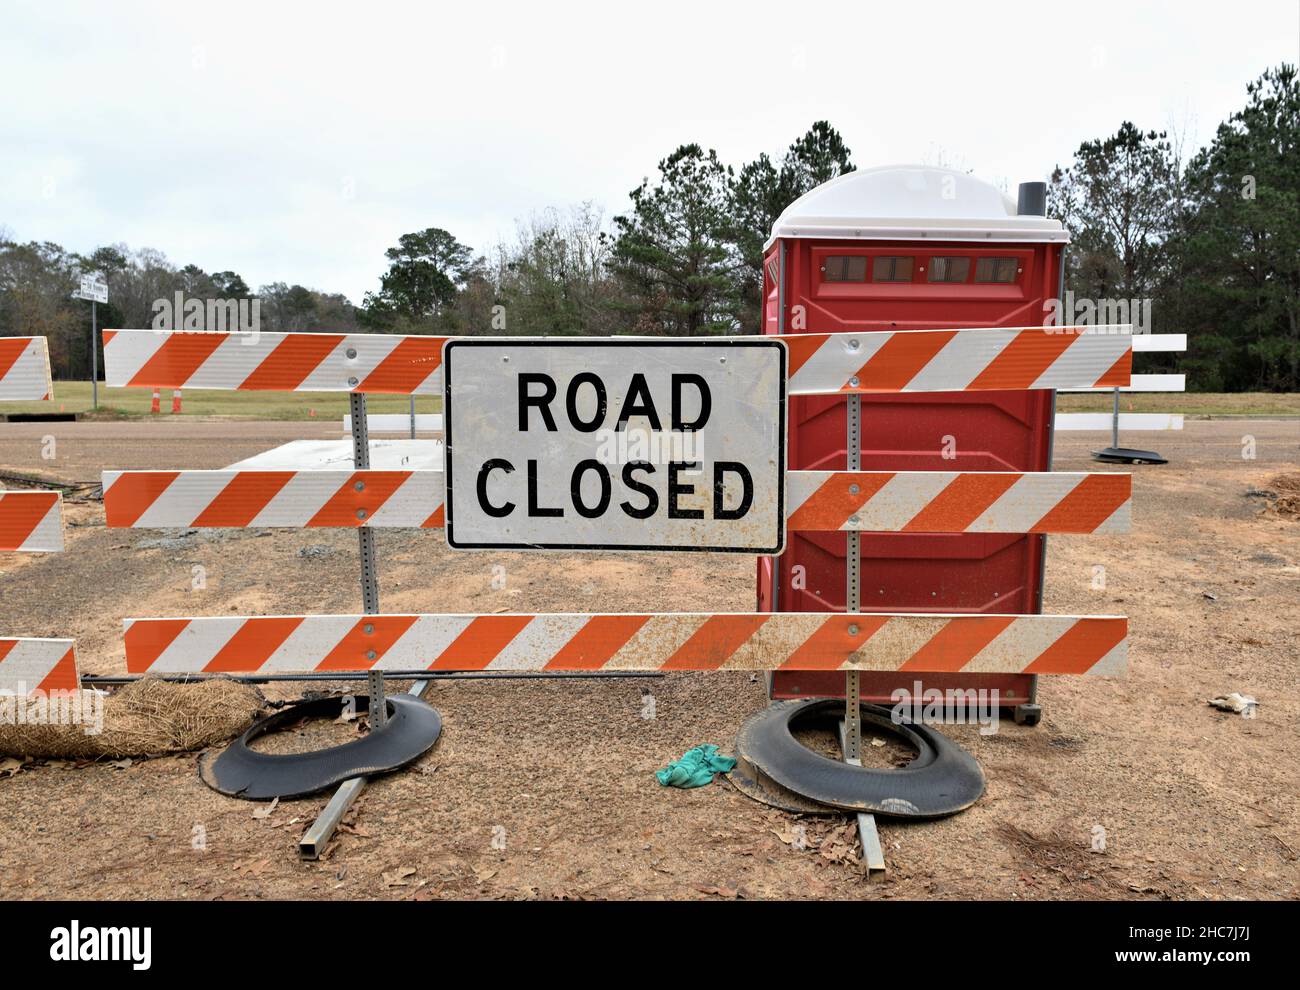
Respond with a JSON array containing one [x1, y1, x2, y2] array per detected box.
[[150, 389, 160, 414], [171, 390, 182, 414]]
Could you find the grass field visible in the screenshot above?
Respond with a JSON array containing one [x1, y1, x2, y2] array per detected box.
[[1, 382, 1295, 420], [1055, 391, 1300, 416]]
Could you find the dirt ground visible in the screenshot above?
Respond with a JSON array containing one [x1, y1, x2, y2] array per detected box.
[[0, 417, 1297, 901]]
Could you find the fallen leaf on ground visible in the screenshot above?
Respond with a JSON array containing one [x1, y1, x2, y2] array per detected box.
[[383, 866, 417, 887], [233, 858, 271, 877], [693, 884, 739, 898]]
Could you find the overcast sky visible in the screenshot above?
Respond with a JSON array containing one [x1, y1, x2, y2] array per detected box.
[[2, 0, 1296, 303]]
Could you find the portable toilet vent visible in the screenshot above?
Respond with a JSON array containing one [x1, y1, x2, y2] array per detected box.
[[758, 165, 1069, 718]]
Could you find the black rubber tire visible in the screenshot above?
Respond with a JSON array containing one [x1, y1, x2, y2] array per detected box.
[[199, 693, 442, 800], [735, 699, 985, 818]]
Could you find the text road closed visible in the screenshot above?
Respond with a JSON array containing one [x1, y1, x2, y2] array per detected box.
[[443, 339, 786, 552]]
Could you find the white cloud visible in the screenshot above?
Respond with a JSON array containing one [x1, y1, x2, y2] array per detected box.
[[1, 0, 1295, 303]]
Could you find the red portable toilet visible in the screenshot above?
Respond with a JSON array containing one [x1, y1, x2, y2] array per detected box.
[[757, 165, 1069, 723]]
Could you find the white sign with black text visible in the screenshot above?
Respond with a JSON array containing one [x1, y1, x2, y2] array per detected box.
[[443, 338, 786, 552], [75, 275, 108, 304]]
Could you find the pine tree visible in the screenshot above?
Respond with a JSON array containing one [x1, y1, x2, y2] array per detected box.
[[611, 145, 739, 336]]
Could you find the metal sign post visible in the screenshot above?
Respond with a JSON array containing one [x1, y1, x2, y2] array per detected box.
[[91, 300, 98, 410], [73, 275, 108, 410], [1092, 383, 1168, 465], [1111, 386, 1121, 450], [350, 394, 386, 729], [844, 394, 861, 764], [839, 393, 886, 878], [298, 391, 388, 859]]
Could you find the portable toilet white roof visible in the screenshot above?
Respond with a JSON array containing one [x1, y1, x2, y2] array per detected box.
[[765, 165, 1069, 249]]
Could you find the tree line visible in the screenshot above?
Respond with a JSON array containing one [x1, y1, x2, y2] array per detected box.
[[1, 65, 1294, 391], [1049, 65, 1298, 391]]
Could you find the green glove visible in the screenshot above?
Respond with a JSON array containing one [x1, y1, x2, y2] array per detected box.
[[655, 744, 738, 788]]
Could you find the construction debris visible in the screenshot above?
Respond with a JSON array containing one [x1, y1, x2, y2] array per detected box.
[[1255, 472, 1300, 518], [1207, 692, 1259, 717]]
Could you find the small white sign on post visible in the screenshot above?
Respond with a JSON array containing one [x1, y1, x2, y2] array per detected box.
[[75, 275, 108, 304], [443, 338, 786, 553]]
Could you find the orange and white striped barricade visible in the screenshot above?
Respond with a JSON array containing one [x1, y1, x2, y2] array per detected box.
[[1, 336, 80, 695], [101, 328, 1132, 850], [103, 327, 454, 852], [102, 467, 1128, 538], [103, 329, 448, 394], [785, 470, 1130, 535], [100, 326, 1134, 647], [121, 612, 1126, 676], [0, 336, 53, 401], [2, 338, 63, 552], [0, 490, 65, 552], [0, 638, 79, 694], [102, 470, 447, 529], [773, 323, 1131, 857], [102, 325, 1129, 397], [782, 324, 1131, 395], [1056, 333, 1188, 463]]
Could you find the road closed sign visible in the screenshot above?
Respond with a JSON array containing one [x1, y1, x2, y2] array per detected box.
[[443, 338, 786, 552]]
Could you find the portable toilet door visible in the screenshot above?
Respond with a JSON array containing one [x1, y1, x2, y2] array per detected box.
[[758, 165, 1070, 712]]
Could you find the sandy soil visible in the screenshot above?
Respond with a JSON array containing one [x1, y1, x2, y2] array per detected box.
[[0, 419, 1296, 900]]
